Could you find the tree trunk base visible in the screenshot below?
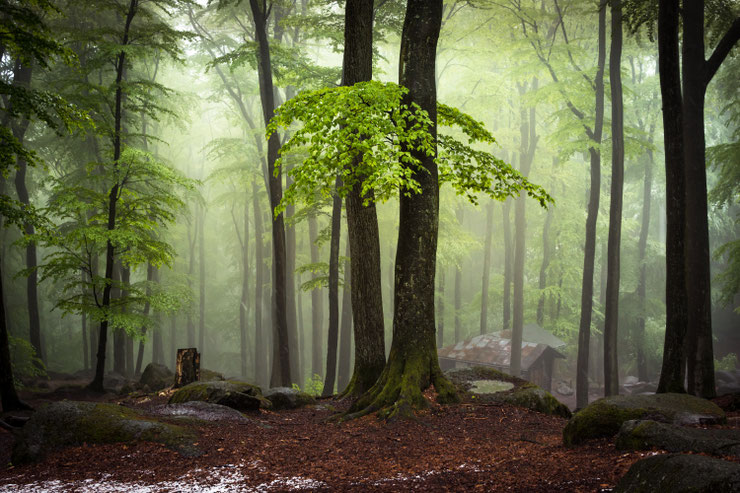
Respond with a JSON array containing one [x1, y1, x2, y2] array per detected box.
[[174, 348, 200, 388], [339, 352, 458, 422]]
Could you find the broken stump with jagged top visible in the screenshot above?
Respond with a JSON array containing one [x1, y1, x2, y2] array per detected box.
[[174, 348, 200, 388]]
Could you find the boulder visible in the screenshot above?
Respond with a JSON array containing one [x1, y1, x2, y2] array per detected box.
[[614, 453, 740, 493], [103, 372, 131, 393], [617, 419, 740, 456], [264, 387, 316, 410], [168, 380, 270, 412], [563, 393, 725, 446], [139, 363, 174, 391], [12, 401, 200, 464], [154, 401, 249, 423], [445, 367, 571, 418]]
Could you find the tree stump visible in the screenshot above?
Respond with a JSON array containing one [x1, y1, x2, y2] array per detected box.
[[174, 348, 200, 388]]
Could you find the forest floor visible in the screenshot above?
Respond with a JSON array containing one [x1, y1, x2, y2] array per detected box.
[[0, 381, 725, 492]]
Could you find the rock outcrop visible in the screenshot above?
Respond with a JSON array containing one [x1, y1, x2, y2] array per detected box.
[[614, 453, 740, 493]]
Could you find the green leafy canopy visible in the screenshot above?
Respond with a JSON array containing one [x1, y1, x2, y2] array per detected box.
[[266, 81, 552, 214]]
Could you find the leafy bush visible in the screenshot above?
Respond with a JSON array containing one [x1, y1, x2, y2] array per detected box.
[[9, 336, 46, 386]]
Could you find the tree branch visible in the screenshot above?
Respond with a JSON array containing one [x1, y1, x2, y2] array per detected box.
[[705, 16, 740, 86]]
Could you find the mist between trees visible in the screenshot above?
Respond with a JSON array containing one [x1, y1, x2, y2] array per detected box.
[[1, 0, 738, 412]]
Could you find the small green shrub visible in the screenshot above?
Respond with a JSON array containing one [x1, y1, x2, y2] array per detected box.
[[10, 336, 46, 386], [715, 353, 738, 371]]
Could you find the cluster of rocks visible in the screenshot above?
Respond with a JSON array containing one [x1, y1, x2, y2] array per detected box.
[[563, 391, 740, 492]]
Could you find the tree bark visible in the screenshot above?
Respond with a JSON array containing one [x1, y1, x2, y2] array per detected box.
[[341, 0, 387, 398], [134, 263, 154, 377], [635, 144, 653, 382], [604, 0, 624, 397], [322, 181, 342, 397], [480, 202, 494, 335], [198, 203, 206, 365], [174, 348, 200, 388], [346, 0, 457, 420], [537, 164, 554, 327], [575, 2, 606, 409], [0, 254, 30, 411], [248, 0, 291, 387], [656, 0, 687, 394], [113, 262, 126, 375], [454, 207, 464, 343]]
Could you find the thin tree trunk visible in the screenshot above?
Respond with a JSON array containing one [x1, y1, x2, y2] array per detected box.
[[253, 179, 267, 387], [502, 200, 512, 331], [341, 0, 386, 398], [81, 271, 89, 371], [113, 262, 126, 375], [308, 214, 323, 378], [186, 214, 196, 348], [0, 254, 30, 411], [122, 266, 134, 378], [604, 0, 624, 397], [575, 2, 606, 409], [249, 0, 290, 387], [240, 194, 250, 378], [511, 80, 537, 378], [635, 145, 653, 382], [537, 159, 556, 327], [337, 239, 352, 390], [170, 314, 176, 369], [152, 269, 164, 366], [656, 0, 687, 394], [454, 207, 464, 343], [198, 203, 206, 363], [480, 202, 494, 335], [322, 181, 342, 396]]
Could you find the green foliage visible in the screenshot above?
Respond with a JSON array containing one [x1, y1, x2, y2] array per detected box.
[[293, 373, 324, 396], [715, 353, 739, 371], [9, 335, 46, 386], [267, 81, 552, 214], [36, 147, 195, 336]]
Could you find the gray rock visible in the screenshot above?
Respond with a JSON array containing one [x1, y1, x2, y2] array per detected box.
[[264, 387, 316, 410], [617, 419, 740, 457], [200, 368, 225, 381], [12, 401, 200, 464], [155, 401, 249, 422], [563, 393, 725, 446], [139, 363, 174, 391], [168, 380, 270, 411], [614, 453, 740, 493], [556, 381, 574, 396]]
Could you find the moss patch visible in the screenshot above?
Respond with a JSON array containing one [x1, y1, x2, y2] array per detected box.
[[11, 401, 200, 464], [169, 380, 270, 411], [445, 366, 571, 418], [563, 393, 726, 446]]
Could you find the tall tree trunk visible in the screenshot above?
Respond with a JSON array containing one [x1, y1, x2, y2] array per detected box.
[[575, 2, 606, 409], [170, 314, 176, 369], [537, 175, 554, 327], [249, 0, 290, 387], [113, 262, 126, 375], [341, 0, 386, 398], [253, 179, 267, 387], [308, 214, 323, 378], [82, 270, 89, 370], [152, 268, 164, 366], [285, 174, 300, 385], [0, 255, 30, 411], [323, 182, 342, 396], [454, 207, 464, 343], [502, 200, 512, 331], [186, 214, 196, 348], [122, 266, 133, 378], [480, 202, 494, 335], [604, 0, 624, 397], [347, 0, 457, 420], [511, 81, 537, 378], [337, 239, 352, 390], [198, 203, 206, 365], [656, 0, 687, 394], [89, 0, 138, 393], [11, 63, 43, 365], [635, 145, 653, 382], [240, 194, 250, 378]]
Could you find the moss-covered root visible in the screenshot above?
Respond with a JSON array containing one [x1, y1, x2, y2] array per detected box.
[[339, 352, 459, 422]]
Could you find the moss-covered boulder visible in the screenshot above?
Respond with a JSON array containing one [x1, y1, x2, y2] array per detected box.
[[616, 419, 740, 457], [445, 367, 571, 418], [563, 393, 725, 446], [264, 387, 316, 410], [614, 453, 740, 493], [139, 363, 173, 391], [168, 380, 270, 411], [154, 401, 249, 423], [11, 401, 200, 464]]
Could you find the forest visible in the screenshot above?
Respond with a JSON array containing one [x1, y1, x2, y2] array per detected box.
[[0, 0, 739, 491]]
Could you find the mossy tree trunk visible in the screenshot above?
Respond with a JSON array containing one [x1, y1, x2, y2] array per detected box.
[[346, 0, 458, 421], [480, 201, 493, 335]]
